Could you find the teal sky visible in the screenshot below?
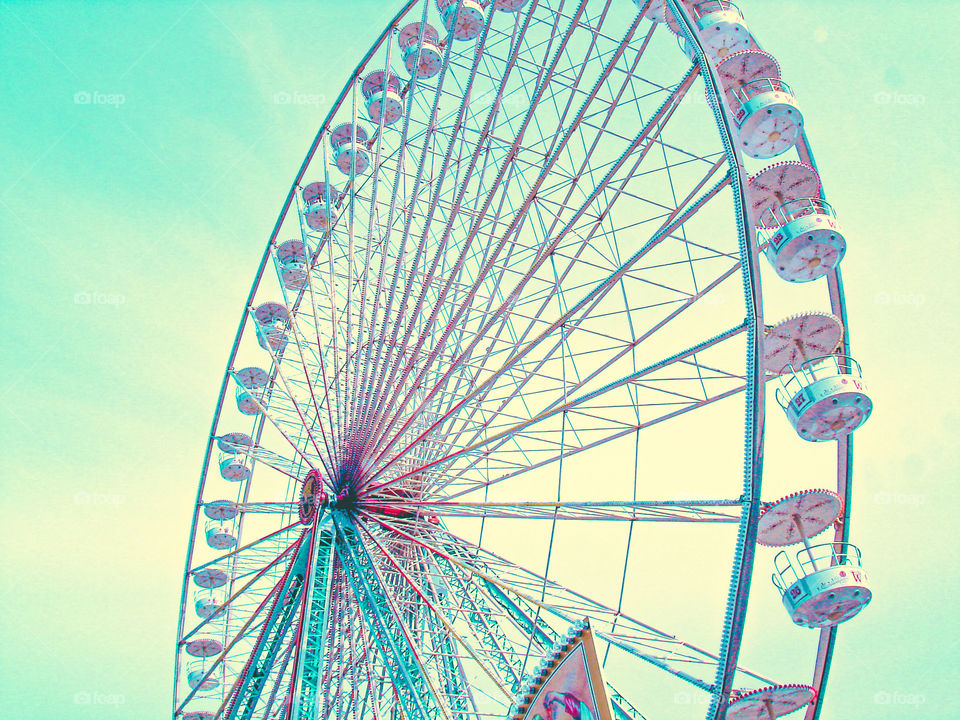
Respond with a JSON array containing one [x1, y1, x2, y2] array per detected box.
[[1, 1, 958, 718]]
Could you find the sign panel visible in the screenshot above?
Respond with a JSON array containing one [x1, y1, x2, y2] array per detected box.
[[512, 622, 613, 720]]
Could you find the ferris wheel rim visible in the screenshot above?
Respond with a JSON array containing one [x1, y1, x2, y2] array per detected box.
[[173, 2, 862, 718]]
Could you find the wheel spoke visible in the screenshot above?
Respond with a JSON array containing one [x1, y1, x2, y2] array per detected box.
[[364, 498, 742, 523], [176, 2, 859, 718]]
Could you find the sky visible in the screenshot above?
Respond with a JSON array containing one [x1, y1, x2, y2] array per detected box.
[[1, 1, 958, 719]]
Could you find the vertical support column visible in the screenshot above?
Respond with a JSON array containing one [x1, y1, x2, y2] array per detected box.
[[332, 513, 444, 720], [292, 520, 337, 720]]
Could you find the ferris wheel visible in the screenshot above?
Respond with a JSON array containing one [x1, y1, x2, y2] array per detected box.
[[173, 2, 875, 719]]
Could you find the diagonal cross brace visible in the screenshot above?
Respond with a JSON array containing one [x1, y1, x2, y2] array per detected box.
[[225, 531, 313, 720], [332, 513, 445, 720]]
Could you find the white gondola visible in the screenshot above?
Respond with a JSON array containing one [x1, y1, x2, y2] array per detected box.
[[747, 161, 845, 282], [216, 432, 252, 453], [773, 542, 871, 628], [186, 660, 220, 691], [746, 161, 820, 226], [725, 685, 816, 720], [192, 567, 229, 589], [205, 518, 238, 550], [254, 301, 290, 353], [361, 71, 404, 126], [329, 123, 371, 175], [276, 239, 308, 290], [398, 23, 442, 79], [436, 0, 484, 41], [757, 197, 846, 282], [774, 354, 873, 441], [203, 500, 239, 521], [761, 312, 844, 375], [184, 636, 224, 658], [713, 50, 802, 159], [194, 588, 226, 619], [218, 451, 251, 482], [215, 432, 253, 482], [731, 78, 803, 158], [643, 0, 696, 33], [681, 1, 758, 62], [301, 181, 338, 232], [235, 366, 269, 415]]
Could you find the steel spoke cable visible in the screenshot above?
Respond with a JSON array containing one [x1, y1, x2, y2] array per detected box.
[[410, 542, 526, 694], [271, 244, 338, 475], [181, 541, 298, 643], [362, 0, 567, 444], [332, 514, 452, 719], [227, 367, 321, 477], [405, 111, 718, 469], [361, 63, 701, 487], [177, 540, 299, 716], [294, 208, 346, 467], [360, 0, 587, 456], [356, 0, 511, 452], [364, 2, 642, 462], [352, 3, 435, 456], [430, 526, 773, 687], [366, 316, 742, 502], [215, 529, 311, 720], [437, 372, 745, 502], [243, 302, 334, 482], [356, 0, 524, 456], [264, 628, 299, 719], [359, 511, 763, 691]]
